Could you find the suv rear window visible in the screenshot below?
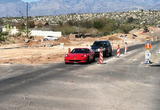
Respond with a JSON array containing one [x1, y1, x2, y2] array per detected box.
[[93, 41, 110, 47], [93, 42, 103, 46]]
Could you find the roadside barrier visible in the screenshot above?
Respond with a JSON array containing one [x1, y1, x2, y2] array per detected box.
[[124, 42, 128, 54], [145, 50, 152, 64], [145, 43, 152, 50], [68, 48, 71, 53], [98, 48, 104, 64], [144, 41, 152, 64], [117, 44, 121, 57]]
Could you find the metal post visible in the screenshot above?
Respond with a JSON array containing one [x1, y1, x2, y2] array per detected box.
[[78, 14, 80, 39], [26, 2, 29, 38]]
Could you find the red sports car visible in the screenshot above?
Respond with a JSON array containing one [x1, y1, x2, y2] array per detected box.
[[65, 48, 95, 64]]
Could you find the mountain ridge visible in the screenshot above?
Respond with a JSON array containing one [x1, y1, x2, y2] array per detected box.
[[0, 0, 160, 17]]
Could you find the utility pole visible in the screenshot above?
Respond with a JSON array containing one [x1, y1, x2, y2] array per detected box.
[[26, 2, 29, 38]]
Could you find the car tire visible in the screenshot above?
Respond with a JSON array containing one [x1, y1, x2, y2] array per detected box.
[[109, 52, 112, 57], [44, 38, 48, 41], [103, 51, 106, 57], [65, 62, 69, 64], [109, 50, 112, 57], [92, 56, 96, 62], [87, 57, 90, 64]]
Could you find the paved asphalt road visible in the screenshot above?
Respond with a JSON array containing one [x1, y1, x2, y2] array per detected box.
[[0, 42, 160, 110]]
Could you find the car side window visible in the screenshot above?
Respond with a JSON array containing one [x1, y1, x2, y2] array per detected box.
[[89, 49, 93, 53], [106, 42, 110, 46], [85, 49, 90, 53], [103, 43, 107, 47], [102, 42, 108, 47]]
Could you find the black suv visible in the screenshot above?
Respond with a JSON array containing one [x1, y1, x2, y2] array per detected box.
[[91, 40, 112, 57]]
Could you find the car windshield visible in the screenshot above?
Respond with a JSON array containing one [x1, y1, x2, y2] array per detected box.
[[71, 49, 90, 53], [93, 42, 104, 47]]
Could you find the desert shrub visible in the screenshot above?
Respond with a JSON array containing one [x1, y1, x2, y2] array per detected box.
[[28, 20, 35, 28], [54, 25, 77, 35], [15, 22, 25, 30], [36, 22, 43, 28], [127, 17, 135, 23], [0, 19, 4, 25], [143, 25, 149, 32], [15, 32, 22, 37], [119, 24, 134, 34], [1, 32, 9, 36], [93, 19, 105, 29], [55, 17, 138, 36], [67, 20, 78, 26], [0, 32, 8, 42], [79, 20, 93, 28]]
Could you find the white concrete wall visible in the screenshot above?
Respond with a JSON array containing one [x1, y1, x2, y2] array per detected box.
[[2, 26, 19, 35], [30, 30, 62, 38], [10, 27, 19, 35], [2, 27, 7, 32]]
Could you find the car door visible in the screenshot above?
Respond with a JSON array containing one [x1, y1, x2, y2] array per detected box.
[[106, 41, 112, 53]]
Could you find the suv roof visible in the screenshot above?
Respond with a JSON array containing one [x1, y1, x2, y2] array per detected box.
[[94, 40, 110, 42], [93, 40, 111, 45]]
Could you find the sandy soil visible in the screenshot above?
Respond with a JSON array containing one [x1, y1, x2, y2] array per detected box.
[[0, 27, 159, 65]]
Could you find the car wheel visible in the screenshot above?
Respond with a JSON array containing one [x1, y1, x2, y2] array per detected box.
[[65, 62, 69, 64], [92, 56, 96, 62], [109, 51, 112, 57], [44, 38, 48, 41], [104, 51, 108, 57], [87, 57, 90, 64], [102, 51, 106, 57], [109, 52, 112, 57]]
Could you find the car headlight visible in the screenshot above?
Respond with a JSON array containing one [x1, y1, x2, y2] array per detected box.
[[97, 49, 100, 52], [82, 54, 87, 57], [98, 48, 106, 52], [94, 49, 99, 52]]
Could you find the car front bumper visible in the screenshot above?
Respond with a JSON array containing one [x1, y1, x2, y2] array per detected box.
[[65, 57, 88, 63]]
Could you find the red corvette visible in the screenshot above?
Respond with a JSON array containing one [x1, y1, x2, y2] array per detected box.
[[65, 48, 95, 64]]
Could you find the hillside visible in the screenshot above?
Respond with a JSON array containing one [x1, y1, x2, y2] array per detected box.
[[1, 10, 160, 37], [0, 0, 160, 17]]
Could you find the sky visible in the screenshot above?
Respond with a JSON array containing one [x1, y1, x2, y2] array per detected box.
[[22, 0, 39, 2]]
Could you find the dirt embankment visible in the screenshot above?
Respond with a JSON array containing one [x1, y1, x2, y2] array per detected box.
[[0, 27, 158, 65]]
